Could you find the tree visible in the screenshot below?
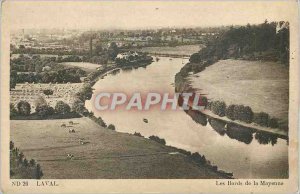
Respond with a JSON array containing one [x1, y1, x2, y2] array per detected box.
[[72, 99, 87, 114], [76, 84, 93, 101], [10, 70, 17, 90], [36, 104, 54, 118], [36, 164, 43, 179], [10, 141, 14, 150], [10, 103, 18, 117], [190, 152, 206, 164], [55, 101, 71, 115], [241, 106, 253, 123], [23, 158, 29, 167], [108, 42, 119, 60], [29, 159, 36, 167], [268, 117, 279, 128], [225, 104, 235, 120], [253, 112, 270, 127], [17, 101, 31, 116], [93, 116, 107, 128], [107, 124, 116, 130]]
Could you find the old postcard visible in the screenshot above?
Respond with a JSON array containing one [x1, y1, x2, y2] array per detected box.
[[0, 0, 299, 193]]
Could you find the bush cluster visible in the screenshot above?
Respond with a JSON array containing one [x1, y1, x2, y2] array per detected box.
[[253, 112, 279, 128], [207, 101, 280, 129], [10, 141, 43, 179], [226, 104, 253, 123], [149, 135, 166, 145], [210, 101, 226, 117]]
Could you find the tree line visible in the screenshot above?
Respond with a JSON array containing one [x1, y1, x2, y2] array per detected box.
[[10, 100, 80, 119], [206, 100, 280, 129], [10, 141, 43, 179]]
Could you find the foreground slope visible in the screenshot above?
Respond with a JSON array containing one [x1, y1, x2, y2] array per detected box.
[[11, 117, 228, 179]]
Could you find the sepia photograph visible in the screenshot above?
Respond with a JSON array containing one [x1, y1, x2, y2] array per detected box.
[[1, 0, 299, 193]]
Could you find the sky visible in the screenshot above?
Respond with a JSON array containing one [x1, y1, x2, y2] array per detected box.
[[4, 1, 295, 30]]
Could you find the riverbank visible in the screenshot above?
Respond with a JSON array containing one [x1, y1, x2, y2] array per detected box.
[[175, 58, 289, 138]]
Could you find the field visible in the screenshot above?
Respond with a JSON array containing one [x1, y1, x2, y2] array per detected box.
[[10, 117, 227, 179], [11, 83, 83, 112], [189, 59, 289, 129], [61, 62, 102, 73], [135, 45, 202, 56]]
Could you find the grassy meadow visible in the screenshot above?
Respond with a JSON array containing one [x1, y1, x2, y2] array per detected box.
[[10, 117, 227, 179], [189, 59, 289, 129]]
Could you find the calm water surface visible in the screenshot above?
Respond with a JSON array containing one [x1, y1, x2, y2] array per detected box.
[[86, 57, 288, 178]]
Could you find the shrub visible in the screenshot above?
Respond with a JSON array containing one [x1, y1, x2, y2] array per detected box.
[[268, 117, 279, 128], [149, 135, 166, 145], [10, 103, 18, 117], [72, 99, 88, 114], [29, 159, 36, 167], [233, 105, 243, 120], [225, 104, 235, 120], [55, 101, 71, 115], [17, 101, 31, 115], [76, 84, 93, 101], [35, 104, 54, 118], [107, 124, 116, 130], [23, 158, 29, 167], [211, 101, 226, 117], [90, 116, 107, 128], [241, 106, 253, 123], [133, 132, 143, 137], [43, 89, 53, 96], [190, 152, 206, 165], [253, 112, 270, 127]]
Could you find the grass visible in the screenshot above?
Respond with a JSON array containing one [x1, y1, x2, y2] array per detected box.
[[10, 117, 228, 179], [188, 59, 289, 129]]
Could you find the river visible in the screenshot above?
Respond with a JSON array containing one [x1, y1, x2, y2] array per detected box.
[[85, 57, 288, 179]]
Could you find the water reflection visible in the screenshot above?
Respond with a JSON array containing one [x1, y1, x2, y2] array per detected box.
[[226, 123, 255, 144], [185, 109, 286, 146], [185, 109, 207, 126], [208, 118, 226, 136], [255, 131, 278, 146]]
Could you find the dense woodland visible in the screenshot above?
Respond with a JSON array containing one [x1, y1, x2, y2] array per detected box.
[[179, 21, 289, 76]]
